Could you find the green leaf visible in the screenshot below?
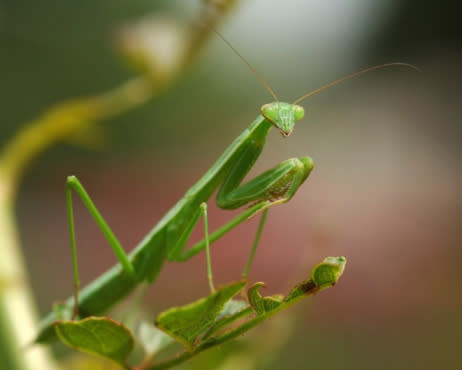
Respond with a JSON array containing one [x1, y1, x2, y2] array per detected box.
[[54, 317, 134, 368], [155, 280, 246, 351], [311, 256, 347, 290], [217, 299, 249, 320], [285, 256, 347, 302], [247, 282, 266, 314], [203, 299, 251, 340], [248, 282, 283, 314], [149, 257, 347, 369]]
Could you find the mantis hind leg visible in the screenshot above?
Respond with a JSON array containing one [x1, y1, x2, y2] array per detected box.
[[66, 175, 135, 316]]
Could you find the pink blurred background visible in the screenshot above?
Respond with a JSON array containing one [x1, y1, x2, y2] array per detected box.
[[2, 0, 461, 368]]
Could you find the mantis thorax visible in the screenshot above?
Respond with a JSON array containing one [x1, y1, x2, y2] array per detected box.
[[260, 102, 304, 137]]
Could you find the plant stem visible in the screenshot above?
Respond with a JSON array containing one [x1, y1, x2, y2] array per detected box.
[[0, 173, 59, 370]]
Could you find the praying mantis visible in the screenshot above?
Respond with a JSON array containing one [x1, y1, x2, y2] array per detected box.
[[35, 30, 417, 343]]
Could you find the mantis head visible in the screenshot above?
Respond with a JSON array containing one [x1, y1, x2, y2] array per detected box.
[[261, 102, 305, 137]]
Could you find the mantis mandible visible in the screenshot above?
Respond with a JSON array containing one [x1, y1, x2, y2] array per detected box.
[[36, 31, 417, 342]]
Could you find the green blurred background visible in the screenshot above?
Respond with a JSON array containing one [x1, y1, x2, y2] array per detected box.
[[1, 0, 461, 368]]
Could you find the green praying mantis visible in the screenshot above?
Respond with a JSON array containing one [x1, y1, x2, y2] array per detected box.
[[35, 31, 417, 343]]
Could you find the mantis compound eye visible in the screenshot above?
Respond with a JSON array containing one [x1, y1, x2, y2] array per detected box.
[[293, 105, 305, 121], [260, 103, 277, 122]]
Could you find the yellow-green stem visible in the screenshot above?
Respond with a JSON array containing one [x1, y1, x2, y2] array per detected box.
[[0, 172, 59, 370]]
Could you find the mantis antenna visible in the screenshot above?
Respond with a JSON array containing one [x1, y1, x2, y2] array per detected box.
[[293, 62, 421, 105], [211, 26, 420, 105], [211, 28, 280, 102]]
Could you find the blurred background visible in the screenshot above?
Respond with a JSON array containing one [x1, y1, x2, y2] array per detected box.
[[1, 0, 461, 368]]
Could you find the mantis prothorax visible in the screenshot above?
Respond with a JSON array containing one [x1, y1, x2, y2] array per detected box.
[[36, 31, 418, 342]]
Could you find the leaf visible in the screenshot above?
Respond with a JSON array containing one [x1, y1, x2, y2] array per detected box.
[[137, 321, 174, 357], [202, 299, 251, 340], [155, 280, 246, 351], [247, 282, 266, 314], [285, 256, 347, 302], [217, 299, 249, 320], [54, 317, 134, 368], [248, 282, 283, 314], [311, 256, 347, 290], [149, 257, 347, 369]]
